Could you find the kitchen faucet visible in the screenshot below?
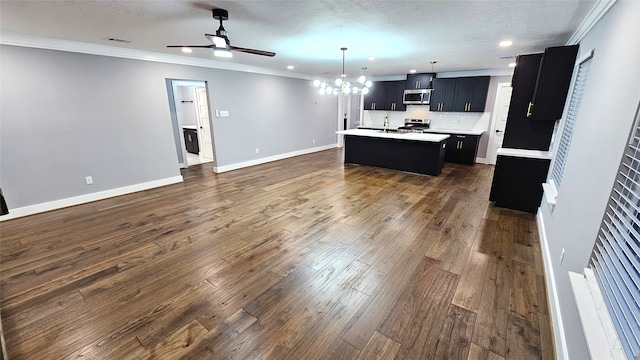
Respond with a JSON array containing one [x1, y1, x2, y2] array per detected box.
[[384, 114, 390, 132]]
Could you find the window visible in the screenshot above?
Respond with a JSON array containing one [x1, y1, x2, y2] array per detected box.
[[550, 51, 594, 187], [590, 102, 640, 360]]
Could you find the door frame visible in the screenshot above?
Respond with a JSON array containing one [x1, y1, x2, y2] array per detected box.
[[166, 79, 215, 169], [487, 82, 513, 165]]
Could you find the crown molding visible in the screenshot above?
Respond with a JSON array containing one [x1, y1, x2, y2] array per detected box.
[[0, 31, 316, 81], [567, 0, 617, 45]]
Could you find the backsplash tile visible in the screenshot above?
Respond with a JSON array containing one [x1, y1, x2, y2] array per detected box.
[[361, 108, 489, 132]]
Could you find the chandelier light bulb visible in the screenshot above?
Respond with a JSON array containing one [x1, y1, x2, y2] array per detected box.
[[361, 87, 369, 95], [365, 80, 372, 87], [335, 78, 342, 86], [313, 79, 321, 87], [358, 75, 366, 84], [319, 87, 326, 95]]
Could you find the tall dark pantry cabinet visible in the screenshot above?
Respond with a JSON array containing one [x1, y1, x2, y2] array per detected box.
[[489, 45, 579, 213]]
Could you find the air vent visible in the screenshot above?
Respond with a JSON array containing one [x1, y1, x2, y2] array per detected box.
[[106, 37, 132, 43]]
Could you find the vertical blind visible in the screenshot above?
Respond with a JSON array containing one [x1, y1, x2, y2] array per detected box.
[[551, 52, 593, 187], [591, 102, 640, 360]]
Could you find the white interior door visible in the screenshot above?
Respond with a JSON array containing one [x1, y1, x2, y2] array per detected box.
[[195, 87, 214, 161], [488, 83, 513, 164]]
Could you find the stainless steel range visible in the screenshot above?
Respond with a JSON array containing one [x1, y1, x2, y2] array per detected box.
[[397, 118, 431, 133]]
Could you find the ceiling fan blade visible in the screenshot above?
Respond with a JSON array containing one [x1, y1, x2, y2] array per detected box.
[[167, 45, 215, 48], [229, 46, 276, 57]]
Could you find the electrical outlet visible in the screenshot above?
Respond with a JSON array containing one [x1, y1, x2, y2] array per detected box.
[[85, 176, 93, 185], [560, 248, 566, 264], [255, 148, 259, 154], [313, 139, 316, 144]]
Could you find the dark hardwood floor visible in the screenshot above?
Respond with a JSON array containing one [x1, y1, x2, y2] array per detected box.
[[0, 149, 554, 359]]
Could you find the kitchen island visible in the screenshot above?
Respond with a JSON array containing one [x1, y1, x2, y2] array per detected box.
[[336, 129, 449, 176]]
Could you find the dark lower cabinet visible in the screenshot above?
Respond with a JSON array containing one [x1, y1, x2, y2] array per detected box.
[[183, 128, 199, 154], [445, 134, 480, 164], [343, 135, 447, 176], [429, 132, 480, 164], [489, 154, 551, 214]]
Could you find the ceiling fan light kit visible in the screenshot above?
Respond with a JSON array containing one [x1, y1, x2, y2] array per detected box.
[[314, 48, 371, 95], [167, 8, 275, 58]]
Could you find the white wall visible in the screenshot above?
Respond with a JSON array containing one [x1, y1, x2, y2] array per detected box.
[[538, 1, 640, 358]]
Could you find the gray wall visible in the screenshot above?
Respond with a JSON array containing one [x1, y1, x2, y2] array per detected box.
[[0, 45, 337, 209], [538, 1, 640, 358]]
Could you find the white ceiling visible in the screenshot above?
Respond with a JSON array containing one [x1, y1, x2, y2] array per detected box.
[[0, 0, 597, 79]]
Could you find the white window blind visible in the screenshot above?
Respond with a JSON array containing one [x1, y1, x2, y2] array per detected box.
[[551, 52, 593, 187], [591, 102, 640, 360]]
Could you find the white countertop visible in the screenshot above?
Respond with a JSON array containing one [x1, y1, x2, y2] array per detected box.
[[423, 128, 485, 136], [337, 129, 449, 142], [497, 148, 552, 160], [357, 126, 484, 136]]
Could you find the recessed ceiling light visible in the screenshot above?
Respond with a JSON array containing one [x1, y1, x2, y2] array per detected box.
[[181, 47, 192, 53], [409, 69, 417, 73], [287, 65, 294, 70], [508, 62, 517, 67], [368, 56, 376, 61], [500, 40, 513, 47]]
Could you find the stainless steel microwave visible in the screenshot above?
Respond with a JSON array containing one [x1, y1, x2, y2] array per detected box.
[[403, 89, 431, 105]]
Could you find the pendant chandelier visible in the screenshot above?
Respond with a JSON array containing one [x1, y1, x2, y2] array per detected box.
[[313, 47, 372, 95]]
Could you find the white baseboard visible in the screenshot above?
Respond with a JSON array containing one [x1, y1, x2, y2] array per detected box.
[[536, 209, 569, 360], [214, 144, 337, 173], [0, 175, 184, 221], [475, 156, 490, 164]]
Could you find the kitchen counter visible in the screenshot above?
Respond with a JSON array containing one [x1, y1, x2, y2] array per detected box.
[[337, 129, 450, 142], [336, 129, 448, 176], [497, 147, 552, 159], [356, 126, 484, 136]]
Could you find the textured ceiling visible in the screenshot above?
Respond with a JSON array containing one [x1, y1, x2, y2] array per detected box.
[[0, 0, 597, 79]]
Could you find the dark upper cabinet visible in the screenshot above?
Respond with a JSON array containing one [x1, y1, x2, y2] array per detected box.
[[528, 45, 579, 120], [363, 82, 386, 110], [431, 77, 489, 112], [452, 76, 490, 112], [506, 53, 543, 120], [430, 78, 457, 112], [502, 53, 557, 150], [502, 45, 579, 150], [405, 73, 434, 90], [364, 80, 406, 111], [384, 81, 406, 111]]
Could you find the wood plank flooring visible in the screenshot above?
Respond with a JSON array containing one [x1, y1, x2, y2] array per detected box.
[[0, 149, 554, 359]]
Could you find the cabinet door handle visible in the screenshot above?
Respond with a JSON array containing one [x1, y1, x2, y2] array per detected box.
[[526, 102, 533, 117], [416, 81, 420, 88]]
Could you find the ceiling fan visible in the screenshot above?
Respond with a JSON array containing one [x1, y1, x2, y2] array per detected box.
[[167, 8, 276, 57]]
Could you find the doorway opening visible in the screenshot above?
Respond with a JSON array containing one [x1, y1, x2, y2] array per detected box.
[[166, 79, 215, 169], [487, 82, 513, 165]]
